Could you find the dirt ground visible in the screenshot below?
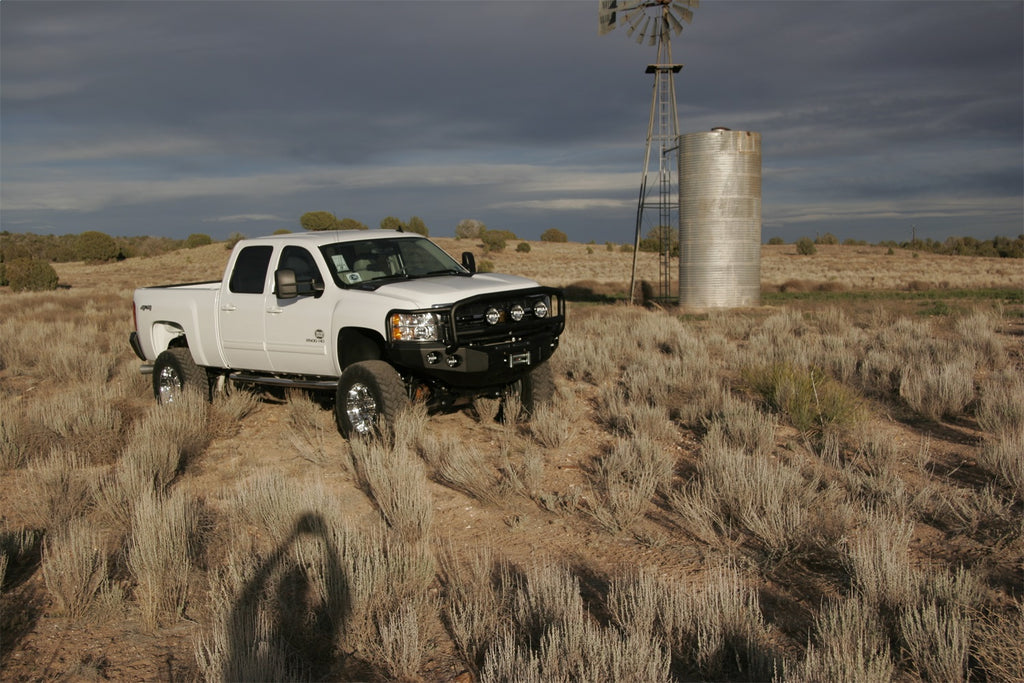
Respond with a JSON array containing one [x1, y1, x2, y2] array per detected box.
[[1, 238, 1021, 681]]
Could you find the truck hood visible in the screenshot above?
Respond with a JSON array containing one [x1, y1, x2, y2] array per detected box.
[[368, 273, 542, 308]]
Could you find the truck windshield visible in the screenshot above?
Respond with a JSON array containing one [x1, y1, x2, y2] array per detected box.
[[319, 237, 468, 288]]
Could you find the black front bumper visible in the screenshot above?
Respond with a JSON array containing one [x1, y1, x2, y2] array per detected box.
[[387, 286, 564, 390], [390, 333, 560, 389]]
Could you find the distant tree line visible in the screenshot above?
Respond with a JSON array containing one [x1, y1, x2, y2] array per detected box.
[[765, 233, 1023, 258], [299, 211, 429, 236], [0, 230, 220, 264]]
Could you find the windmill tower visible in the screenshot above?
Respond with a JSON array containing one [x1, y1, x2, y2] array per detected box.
[[599, 0, 698, 303]]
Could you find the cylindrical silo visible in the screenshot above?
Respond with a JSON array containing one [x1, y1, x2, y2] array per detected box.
[[678, 128, 762, 308]]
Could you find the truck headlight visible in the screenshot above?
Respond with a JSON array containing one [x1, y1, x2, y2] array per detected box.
[[389, 312, 441, 342], [533, 299, 549, 318]]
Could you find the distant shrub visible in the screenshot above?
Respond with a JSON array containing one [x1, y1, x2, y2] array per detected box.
[[184, 233, 212, 248], [117, 235, 180, 258], [6, 258, 59, 292], [225, 232, 245, 249], [301, 211, 339, 231], [481, 229, 516, 253], [477, 259, 495, 273], [516, 242, 531, 253], [767, 236, 785, 245], [455, 219, 485, 239], [796, 237, 817, 255], [815, 233, 839, 245], [606, 242, 615, 251], [380, 216, 407, 231], [74, 231, 118, 262], [0, 262, 6, 287], [541, 228, 568, 243], [272, 228, 291, 235], [407, 216, 429, 236], [639, 225, 678, 255], [338, 217, 368, 231]]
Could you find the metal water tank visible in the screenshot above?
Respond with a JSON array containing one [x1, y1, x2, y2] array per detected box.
[[678, 128, 762, 308]]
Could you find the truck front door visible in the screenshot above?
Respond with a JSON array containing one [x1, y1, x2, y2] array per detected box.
[[264, 246, 335, 376], [218, 244, 273, 372]]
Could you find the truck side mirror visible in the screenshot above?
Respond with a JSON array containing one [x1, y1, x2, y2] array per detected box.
[[461, 251, 476, 274], [275, 269, 298, 299]]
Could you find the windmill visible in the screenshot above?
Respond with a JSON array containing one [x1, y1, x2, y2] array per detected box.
[[599, 0, 698, 304]]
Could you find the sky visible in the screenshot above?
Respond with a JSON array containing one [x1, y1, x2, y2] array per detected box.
[[2, 0, 1022, 246]]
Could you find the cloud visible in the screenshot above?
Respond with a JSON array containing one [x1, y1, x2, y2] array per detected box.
[[1, 0, 1020, 243], [204, 213, 286, 223], [491, 198, 631, 211]]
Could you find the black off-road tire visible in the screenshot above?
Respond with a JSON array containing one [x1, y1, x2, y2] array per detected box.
[[153, 347, 211, 404], [503, 361, 555, 420], [335, 360, 410, 438]]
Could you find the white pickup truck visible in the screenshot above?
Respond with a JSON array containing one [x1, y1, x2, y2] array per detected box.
[[129, 230, 564, 436]]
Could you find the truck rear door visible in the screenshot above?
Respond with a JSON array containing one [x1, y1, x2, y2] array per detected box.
[[218, 244, 274, 371]]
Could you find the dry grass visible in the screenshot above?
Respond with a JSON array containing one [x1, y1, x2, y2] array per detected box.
[[40, 517, 108, 620], [441, 546, 506, 675], [127, 489, 201, 630], [899, 600, 971, 681], [788, 596, 895, 682], [528, 388, 583, 449], [24, 448, 94, 532], [284, 389, 337, 466], [349, 436, 433, 543], [589, 435, 673, 534], [844, 510, 917, 617], [1, 240, 1021, 680]]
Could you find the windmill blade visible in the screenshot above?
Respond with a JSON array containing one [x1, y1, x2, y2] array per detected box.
[[665, 8, 686, 34], [674, 0, 699, 8], [635, 15, 652, 44], [670, 2, 695, 23], [649, 14, 668, 46], [624, 7, 646, 38], [599, 0, 645, 35], [598, 0, 618, 35]]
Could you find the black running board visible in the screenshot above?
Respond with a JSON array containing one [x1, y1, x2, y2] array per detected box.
[[229, 372, 338, 391]]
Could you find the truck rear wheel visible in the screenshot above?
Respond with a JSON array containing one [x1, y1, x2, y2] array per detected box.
[[335, 360, 410, 438], [153, 348, 210, 404]]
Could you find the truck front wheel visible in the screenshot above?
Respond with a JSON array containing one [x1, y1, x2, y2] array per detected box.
[[504, 361, 555, 419], [335, 360, 410, 438], [153, 348, 210, 404]]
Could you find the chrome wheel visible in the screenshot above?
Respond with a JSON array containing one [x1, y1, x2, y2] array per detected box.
[[344, 382, 378, 435], [156, 364, 182, 404]]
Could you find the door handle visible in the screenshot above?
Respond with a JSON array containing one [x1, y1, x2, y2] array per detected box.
[[266, 307, 283, 315], [220, 304, 237, 312]]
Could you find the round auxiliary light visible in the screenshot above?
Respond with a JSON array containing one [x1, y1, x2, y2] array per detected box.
[[510, 304, 525, 322], [533, 301, 549, 318], [485, 307, 501, 325]]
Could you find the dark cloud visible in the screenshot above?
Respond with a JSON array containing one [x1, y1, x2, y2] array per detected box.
[[2, 0, 1020, 244]]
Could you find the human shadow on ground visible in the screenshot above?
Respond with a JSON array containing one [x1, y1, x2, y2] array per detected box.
[[222, 512, 351, 681]]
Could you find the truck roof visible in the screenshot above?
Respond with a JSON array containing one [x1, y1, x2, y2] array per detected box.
[[238, 230, 428, 248]]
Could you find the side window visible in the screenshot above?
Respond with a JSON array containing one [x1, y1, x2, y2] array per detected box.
[[278, 246, 324, 295], [228, 245, 273, 294]]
